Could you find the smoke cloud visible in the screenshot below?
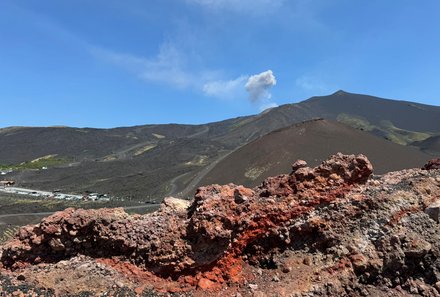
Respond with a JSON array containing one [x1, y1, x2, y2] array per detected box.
[[245, 70, 277, 102], [202, 75, 248, 99]]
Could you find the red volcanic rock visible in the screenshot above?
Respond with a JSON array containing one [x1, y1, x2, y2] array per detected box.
[[1, 153, 371, 275], [0, 205, 192, 275], [1, 153, 440, 296], [259, 153, 372, 199], [423, 158, 440, 170], [314, 152, 373, 183], [291, 159, 308, 172], [197, 277, 216, 290]]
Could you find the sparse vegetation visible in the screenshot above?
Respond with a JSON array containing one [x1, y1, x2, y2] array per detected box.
[[229, 117, 256, 131], [0, 193, 141, 216], [0, 226, 18, 244], [134, 144, 157, 156], [379, 120, 432, 145], [0, 155, 70, 170], [152, 133, 165, 139], [336, 113, 375, 131], [185, 155, 208, 166], [337, 113, 433, 145], [101, 155, 118, 161], [244, 164, 271, 180], [0, 92, 439, 202], [0, 192, 152, 241]]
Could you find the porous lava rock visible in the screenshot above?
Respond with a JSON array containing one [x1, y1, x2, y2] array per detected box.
[[423, 158, 440, 170], [1, 153, 440, 297]]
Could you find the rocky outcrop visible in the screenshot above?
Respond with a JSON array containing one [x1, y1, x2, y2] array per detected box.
[[1, 153, 440, 296], [424, 158, 440, 170]]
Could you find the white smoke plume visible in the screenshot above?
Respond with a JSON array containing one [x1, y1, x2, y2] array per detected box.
[[202, 76, 248, 99], [245, 70, 277, 102]]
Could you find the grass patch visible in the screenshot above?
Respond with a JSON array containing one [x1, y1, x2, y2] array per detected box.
[[337, 113, 434, 146], [184, 155, 208, 166], [336, 113, 375, 131], [0, 226, 19, 244], [244, 164, 271, 181], [101, 155, 118, 162], [379, 120, 432, 145], [134, 144, 157, 156], [0, 155, 70, 170], [230, 117, 256, 131], [152, 133, 165, 139]]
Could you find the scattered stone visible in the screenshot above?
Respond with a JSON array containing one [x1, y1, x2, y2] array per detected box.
[[403, 237, 432, 257], [248, 284, 258, 291], [423, 158, 440, 170], [48, 238, 65, 252], [198, 278, 215, 290], [292, 160, 308, 172], [16, 275, 25, 281], [281, 265, 292, 273], [425, 200, 440, 222]]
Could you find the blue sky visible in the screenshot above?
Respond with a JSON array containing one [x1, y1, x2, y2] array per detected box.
[[1, 0, 439, 128]]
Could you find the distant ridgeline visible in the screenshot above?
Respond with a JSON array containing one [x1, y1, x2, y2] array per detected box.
[[0, 90, 438, 201]]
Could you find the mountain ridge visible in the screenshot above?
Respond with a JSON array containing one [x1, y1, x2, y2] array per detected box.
[[193, 118, 431, 192], [1, 90, 439, 201], [2, 90, 439, 130]]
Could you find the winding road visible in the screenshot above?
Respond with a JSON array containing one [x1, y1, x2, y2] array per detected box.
[[167, 145, 245, 198]]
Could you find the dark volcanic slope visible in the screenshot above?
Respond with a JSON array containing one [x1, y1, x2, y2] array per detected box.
[[0, 124, 214, 164], [1, 91, 439, 201], [196, 119, 431, 189], [412, 135, 440, 155], [3, 90, 438, 165], [300, 90, 440, 132], [214, 90, 440, 146], [10, 138, 227, 200]]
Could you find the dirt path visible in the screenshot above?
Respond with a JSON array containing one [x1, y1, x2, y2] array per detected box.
[[166, 172, 192, 197], [187, 126, 209, 138], [176, 146, 244, 198]]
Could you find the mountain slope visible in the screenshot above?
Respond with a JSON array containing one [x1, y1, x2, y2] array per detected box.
[[302, 90, 440, 132], [1, 91, 439, 201], [0, 124, 216, 165], [216, 90, 440, 146], [412, 135, 440, 155], [195, 119, 431, 190], [3, 91, 438, 165], [9, 137, 228, 200]]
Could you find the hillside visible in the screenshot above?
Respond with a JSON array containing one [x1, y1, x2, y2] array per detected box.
[[194, 119, 431, 191], [7, 138, 228, 200], [2, 91, 438, 165], [218, 90, 440, 147], [0, 124, 217, 164], [412, 135, 440, 155], [1, 91, 439, 201]]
